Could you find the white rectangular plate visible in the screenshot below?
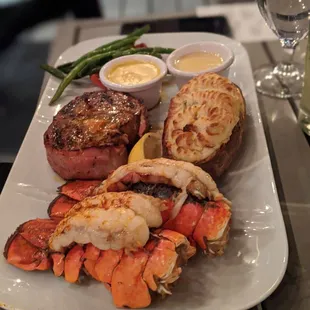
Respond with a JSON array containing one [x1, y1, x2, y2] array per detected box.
[[0, 33, 288, 310]]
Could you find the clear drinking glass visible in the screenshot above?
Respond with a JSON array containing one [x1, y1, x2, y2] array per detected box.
[[254, 0, 310, 98], [298, 24, 310, 135]]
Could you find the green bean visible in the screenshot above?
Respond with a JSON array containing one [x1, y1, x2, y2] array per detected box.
[[40, 63, 88, 80], [76, 47, 173, 79], [55, 41, 134, 73], [78, 65, 102, 78], [55, 25, 150, 73], [127, 24, 151, 37], [92, 24, 150, 51], [40, 64, 66, 79], [60, 45, 130, 80], [88, 66, 102, 75], [71, 36, 139, 67], [148, 47, 175, 54], [112, 47, 174, 58], [77, 52, 114, 78], [50, 45, 175, 104], [56, 62, 74, 73], [139, 52, 162, 59], [80, 47, 173, 78], [77, 44, 135, 77], [49, 51, 116, 105], [93, 38, 124, 52], [56, 45, 132, 74]]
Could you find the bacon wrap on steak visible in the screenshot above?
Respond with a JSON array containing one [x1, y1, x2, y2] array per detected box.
[[44, 90, 148, 180]]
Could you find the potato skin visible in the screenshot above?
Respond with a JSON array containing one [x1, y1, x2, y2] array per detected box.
[[163, 73, 246, 178], [198, 113, 245, 178]]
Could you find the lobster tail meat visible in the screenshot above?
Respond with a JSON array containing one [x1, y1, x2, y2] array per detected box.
[[3, 160, 231, 308], [92, 158, 232, 256], [49, 192, 166, 252], [95, 158, 225, 202], [4, 215, 196, 309], [49, 206, 149, 252], [4, 214, 196, 308], [69, 192, 165, 227], [47, 158, 233, 256]]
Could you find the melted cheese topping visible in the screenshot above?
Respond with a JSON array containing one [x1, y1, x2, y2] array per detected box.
[[107, 60, 160, 86]]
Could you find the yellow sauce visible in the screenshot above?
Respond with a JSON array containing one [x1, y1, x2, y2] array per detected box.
[[174, 51, 223, 73], [107, 60, 160, 86]]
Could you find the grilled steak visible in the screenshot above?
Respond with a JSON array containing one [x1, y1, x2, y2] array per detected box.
[[44, 90, 147, 180]]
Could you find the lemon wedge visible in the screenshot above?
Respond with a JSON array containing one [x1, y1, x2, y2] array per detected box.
[[128, 132, 162, 163]]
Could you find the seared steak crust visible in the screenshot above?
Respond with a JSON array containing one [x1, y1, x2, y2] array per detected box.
[[44, 90, 147, 151]]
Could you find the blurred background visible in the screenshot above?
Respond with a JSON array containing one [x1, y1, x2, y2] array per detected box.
[[0, 0, 252, 163]]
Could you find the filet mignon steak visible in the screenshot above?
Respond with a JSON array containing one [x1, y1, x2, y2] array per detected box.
[[44, 90, 147, 180]]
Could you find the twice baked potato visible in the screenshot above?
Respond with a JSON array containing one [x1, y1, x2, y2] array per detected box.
[[162, 72, 246, 178]]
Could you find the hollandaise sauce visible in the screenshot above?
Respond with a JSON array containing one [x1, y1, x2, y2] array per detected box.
[[107, 60, 160, 86], [174, 51, 223, 73]]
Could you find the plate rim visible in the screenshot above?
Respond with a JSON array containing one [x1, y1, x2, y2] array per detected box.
[[0, 32, 288, 310]]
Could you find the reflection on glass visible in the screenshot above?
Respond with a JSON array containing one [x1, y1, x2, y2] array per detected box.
[[254, 0, 310, 98]]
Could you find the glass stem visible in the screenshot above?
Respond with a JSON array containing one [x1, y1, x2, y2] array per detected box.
[[273, 45, 298, 79], [282, 46, 296, 64]]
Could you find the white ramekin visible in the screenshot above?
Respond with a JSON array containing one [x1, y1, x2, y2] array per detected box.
[[166, 41, 234, 89], [99, 55, 167, 110]]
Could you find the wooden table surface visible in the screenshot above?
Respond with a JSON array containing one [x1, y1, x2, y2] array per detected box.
[[40, 12, 310, 310]]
